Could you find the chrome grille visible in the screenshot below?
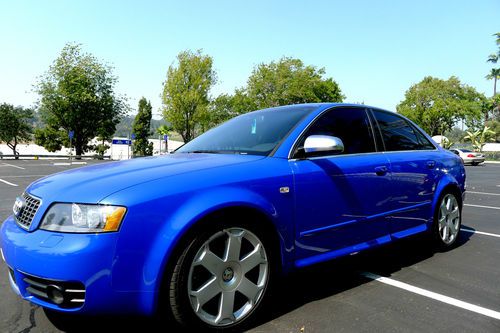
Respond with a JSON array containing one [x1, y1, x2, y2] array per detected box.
[[14, 193, 41, 230]]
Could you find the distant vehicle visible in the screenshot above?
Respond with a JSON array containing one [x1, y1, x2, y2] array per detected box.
[[1, 103, 466, 331], [449, 148, 485, 165]]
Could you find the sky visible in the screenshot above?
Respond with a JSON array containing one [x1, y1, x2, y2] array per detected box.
[[0, 0, 499, 118]]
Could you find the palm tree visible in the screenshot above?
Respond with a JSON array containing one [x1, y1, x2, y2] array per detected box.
[[487, 53, 499, 66], [486, 68, 500, 96], [494, 32, 500, 46]]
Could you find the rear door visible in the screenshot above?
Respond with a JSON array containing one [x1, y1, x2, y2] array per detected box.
[[370, 109, 439, 238]]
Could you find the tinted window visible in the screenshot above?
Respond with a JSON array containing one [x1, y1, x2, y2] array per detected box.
[[177, 105, 315, 156], [372, 110, 433, 151], [411, 125, 435, 149], [298, 107, 376, 155]]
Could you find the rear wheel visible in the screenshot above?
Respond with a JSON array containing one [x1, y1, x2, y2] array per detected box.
[[167, 222, 272, 330], [432, 192, 461, 248]]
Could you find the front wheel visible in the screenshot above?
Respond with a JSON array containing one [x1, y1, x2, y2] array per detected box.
[[432, 192, 461, 248], [168, 224, 272, 330]]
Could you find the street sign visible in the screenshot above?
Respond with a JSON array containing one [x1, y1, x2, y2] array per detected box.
[[69, 130, 74, 139], [112, 139, 132, 145], [164, 134, 168, 141]]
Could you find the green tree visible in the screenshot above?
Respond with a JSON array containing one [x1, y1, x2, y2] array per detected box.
[[486, 120, 500, 142], [397, 76, 485, 136], [207, 90, 257, 128], [0, 103, 33, 158], [208, 57, 344, 129], [444, 127, 466, 143], [162, 50, 217, 142], [35, 43, 125, 157], [245, 57, 343, 109], [132, 97, 153, 156], [464, 126, 495, 152]]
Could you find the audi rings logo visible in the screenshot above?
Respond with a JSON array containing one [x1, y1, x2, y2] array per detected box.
[[13, 196, 25, 218]]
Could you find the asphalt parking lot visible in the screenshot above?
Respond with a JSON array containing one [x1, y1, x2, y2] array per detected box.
[[0, 160, 499, 332]]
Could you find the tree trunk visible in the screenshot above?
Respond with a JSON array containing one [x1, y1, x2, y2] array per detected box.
[[75, 142, 83, 159], [8, 137, 19, 159]]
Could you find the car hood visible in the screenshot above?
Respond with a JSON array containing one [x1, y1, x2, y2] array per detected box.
[[27, 154, 264, 203]]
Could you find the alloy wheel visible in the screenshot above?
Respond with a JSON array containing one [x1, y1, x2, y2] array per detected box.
[[438, 194, 460, 245], [187, 227, 269, 327]]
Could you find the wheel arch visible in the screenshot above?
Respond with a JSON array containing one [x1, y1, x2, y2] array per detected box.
[[431, 175, 464, 220]]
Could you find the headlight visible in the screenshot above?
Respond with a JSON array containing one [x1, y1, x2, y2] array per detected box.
[[40, 203, 127, 233]]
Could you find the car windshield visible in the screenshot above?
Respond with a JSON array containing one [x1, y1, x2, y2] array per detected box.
[[176, 105, 317, 156], [461, 149, 472, 152]]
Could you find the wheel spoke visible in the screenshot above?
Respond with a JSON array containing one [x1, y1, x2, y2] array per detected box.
[[195, 246, 224, 274], [446, 197, 452, 211], [238, 277, 262, 302], [224, 230, 243, 262], [438, 216, 447, 227], [449, 221, 457, 235], [190, 276, 220, 310], [449, 207, 459, 221], [441, 225, 449, 242], [240, 244, 265, 273], [216, 291, 235, 324], [440, 202, 447, 218]]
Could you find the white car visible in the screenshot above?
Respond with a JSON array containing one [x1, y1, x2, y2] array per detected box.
[[450, 149, 485, 165]]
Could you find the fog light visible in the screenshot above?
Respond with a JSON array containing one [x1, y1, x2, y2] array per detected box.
[[47, 285, 65, 305]]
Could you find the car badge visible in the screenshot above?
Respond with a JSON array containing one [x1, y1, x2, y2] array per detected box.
[[13, 196, 25, 218]]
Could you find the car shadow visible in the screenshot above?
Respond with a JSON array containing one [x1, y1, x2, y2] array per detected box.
[[44, 230, 473, 332]]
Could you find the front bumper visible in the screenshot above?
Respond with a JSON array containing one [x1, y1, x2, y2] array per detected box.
[[0, 216, 155, 315]]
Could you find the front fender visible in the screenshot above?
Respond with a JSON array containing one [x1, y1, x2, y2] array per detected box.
[[144, 184, 294, 303]]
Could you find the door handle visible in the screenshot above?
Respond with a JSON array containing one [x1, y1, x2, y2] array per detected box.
[[374, 166, 388, 176], [426, 161, 436, 169]]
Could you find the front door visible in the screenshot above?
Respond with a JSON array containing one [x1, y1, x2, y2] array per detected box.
[[290, 107, 392, 265]]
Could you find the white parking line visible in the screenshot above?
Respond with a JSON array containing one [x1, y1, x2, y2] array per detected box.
[[0, 179, 18, 187], [462, 228, 500, 238], [53, 163, 71, 166], [0, 175, 48, 178], [467, 191, 500, 196], [464, 204, 500, 210], [1, 163, 25, 170], [362, 272, 500, 320]]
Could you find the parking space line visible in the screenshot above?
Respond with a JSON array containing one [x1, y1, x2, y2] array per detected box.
[[0, 175, 48, 178], [1, 163, 25, 170], [467, 191, 500, 196], [464, 204, 500, 210], [0, 179, 18, 187], [362, 272, 500, 320], [53, 162, 71, 166], [462, 228, 500, 238]]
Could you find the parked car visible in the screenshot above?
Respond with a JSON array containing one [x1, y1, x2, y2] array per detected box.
[[1, 104, 466, 331], [449, 148, 485, 165]]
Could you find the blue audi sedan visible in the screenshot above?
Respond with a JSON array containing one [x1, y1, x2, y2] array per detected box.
[[1, 103, 465, 330]]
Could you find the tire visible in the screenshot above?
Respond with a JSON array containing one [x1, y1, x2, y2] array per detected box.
[[471, 162, 478, 166], [167, 220, 273, 331], [431, 191, 462, 249]]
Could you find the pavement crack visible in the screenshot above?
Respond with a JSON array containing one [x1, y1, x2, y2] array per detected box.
[[17, 304, 37, 333]]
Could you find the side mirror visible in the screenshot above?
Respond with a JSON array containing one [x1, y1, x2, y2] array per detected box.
[[303, 135, 344, 156]]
